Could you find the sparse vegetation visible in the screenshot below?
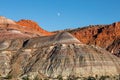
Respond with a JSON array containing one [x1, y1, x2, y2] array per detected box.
[[99, 75, 110, 80], [17, 74, 120, 80], [33, 76, 42, 80], [87, 76, 96, 80], [67, 75, 78, 80], [57, 75, 63, 80], [3, 74, 12, 79], [22, 75, 29, 80], [44, 78, 49, 80]]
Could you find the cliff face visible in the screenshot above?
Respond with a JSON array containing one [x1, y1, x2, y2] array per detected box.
[[70, 22, 120, 56], [0, 32, 120, 80]]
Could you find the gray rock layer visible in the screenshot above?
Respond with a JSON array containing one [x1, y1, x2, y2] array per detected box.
[[0, 32, 120, 79]]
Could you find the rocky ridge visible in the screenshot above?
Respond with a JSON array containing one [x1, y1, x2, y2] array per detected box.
[[17, 19, 53, 36]]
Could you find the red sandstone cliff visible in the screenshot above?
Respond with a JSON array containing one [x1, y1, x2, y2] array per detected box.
[[69, 22, 120, 56]]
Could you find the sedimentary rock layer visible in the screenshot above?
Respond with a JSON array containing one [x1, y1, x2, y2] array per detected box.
[[0, 32, 120, 79]]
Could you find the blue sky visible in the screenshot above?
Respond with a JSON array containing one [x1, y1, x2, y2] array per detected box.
[[0, 0, 120, 31]]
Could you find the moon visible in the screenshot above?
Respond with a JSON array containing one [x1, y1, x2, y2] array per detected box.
[[57, 12, 61, 16]]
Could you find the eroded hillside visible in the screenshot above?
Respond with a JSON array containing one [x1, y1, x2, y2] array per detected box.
[[0, 16, 120, 79], [0, 32, 120, 80], [17, 19, 53, 36], [0, 16, 53, 40], [70, 22, 120, 56]]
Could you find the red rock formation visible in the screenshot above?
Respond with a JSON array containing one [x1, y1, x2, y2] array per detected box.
[[0, 16, 32, 40], [70, 22, 120, 56], [17, 20, 53, 36], [0, 16, 54, 40]]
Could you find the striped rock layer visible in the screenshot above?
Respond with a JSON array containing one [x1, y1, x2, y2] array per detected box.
[[0, 32, 120, 79]]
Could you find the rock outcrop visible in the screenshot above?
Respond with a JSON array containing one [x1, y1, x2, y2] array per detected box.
[[0, 16, 54, 40], [107, 37, 120, 57], [0, 16, 16, 24], [0, 32, 120, 79], [0, 16, 32, 40], [17, 19, 53, 36], [70, 22, 120, 57], [0, 16, 120, 79]]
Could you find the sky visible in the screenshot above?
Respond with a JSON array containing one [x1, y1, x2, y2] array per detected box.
[[0, 0, 120, 31]]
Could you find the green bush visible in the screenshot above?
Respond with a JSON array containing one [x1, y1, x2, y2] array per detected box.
[[67, 75, 78, 80], [87, 76, 96, 80], [22, 75, 29, 80], [3, 74, 12, 79], [99, 75, 110, 80], [57, 75, 63, 80], [33, 76, 42, 80], [44, 79, 49, 80]]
